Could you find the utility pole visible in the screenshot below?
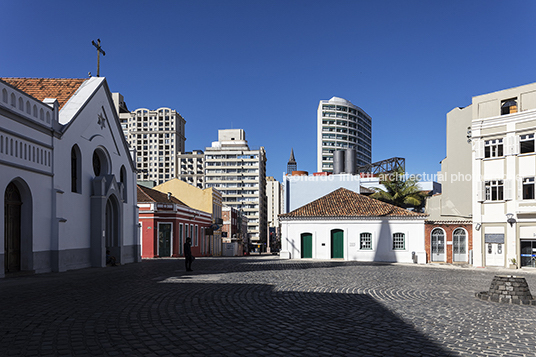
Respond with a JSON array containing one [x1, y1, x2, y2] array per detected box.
[[91, 39, 106, 77]]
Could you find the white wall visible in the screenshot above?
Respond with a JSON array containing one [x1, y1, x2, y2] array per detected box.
[[281, 218, 425, 263]]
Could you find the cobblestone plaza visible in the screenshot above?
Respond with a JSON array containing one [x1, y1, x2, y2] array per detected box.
[[1, 257, 536, 356]]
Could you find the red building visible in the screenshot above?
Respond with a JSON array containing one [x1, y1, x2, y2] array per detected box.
[[137, 185, 212, 258], [425, 220, 473, 264]]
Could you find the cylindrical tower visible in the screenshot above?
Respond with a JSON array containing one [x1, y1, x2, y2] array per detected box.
[[333, 150, 345, 174]]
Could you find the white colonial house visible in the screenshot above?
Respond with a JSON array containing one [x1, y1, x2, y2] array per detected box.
[[472, 82, 536, 268], [279, 188, 427, 263], [0, 77, 139, 277]]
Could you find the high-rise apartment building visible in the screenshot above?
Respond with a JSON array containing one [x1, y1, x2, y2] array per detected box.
[[204, 129, 267, 247], [120, 107, 186, 185], [177, 150, 205, 189], [317, 97, 372, 172]]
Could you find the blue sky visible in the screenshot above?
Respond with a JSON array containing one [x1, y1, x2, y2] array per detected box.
[[2, 1, 536, 181]]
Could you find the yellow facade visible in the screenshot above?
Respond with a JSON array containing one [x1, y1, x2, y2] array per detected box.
[[154, 179, 222, 215]]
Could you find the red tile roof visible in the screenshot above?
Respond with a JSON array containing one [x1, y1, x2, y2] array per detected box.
[[280, 187, 427, 219], [1, 78, 87, 110], [137, 185, 188, 206]]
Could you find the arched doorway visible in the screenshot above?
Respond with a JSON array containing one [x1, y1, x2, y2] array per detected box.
[[331, 229, 344, 259], [452, 228, 467, 262], [431, 228, 445, 262], [4, 182, 21, 273], [105, 196, 119, 249]]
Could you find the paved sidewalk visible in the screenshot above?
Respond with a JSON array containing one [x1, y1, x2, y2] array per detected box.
[[1, 257, 536, 356]]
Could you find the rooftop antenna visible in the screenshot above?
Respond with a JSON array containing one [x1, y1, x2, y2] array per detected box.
[[91, 39, 106, 77]]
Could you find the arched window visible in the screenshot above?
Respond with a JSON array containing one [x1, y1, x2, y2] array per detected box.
[[71, 145, 81, 193], [120, 165, 127, 202], [18, 97, 23, 110], [26, 101, 31, 114], [39, 108, 44, 121], [2, 89, 7, 103], [92, 148, 109, 177], [33, 105, 37, 117], [10, 93, 16, 107]]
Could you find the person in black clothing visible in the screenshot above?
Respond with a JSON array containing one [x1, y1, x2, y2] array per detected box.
[[184, 237, 194, 271], [106, 250, 117, 266]]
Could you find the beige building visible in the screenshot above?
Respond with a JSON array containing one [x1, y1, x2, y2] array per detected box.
[[205, 129, 267, 247], [119, 107, 186, 185], [471, 82, 536, 268], [425, 104, 473, 264], [177, 150, 205, 189], [266, 176, 282, 251], [154, 178, 222, 256]]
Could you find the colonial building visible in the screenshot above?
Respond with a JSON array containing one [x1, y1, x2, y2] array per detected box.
[[137, 185, 212, 258], [279, 188, 427, 263], [471, 82, 536, 268], [153, 178, 223, 256], [1, 77, 139, 277]]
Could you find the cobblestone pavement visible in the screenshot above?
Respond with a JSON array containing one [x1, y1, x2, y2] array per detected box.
[[1, 257, 536, 356]]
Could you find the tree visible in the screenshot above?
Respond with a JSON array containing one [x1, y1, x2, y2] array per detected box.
[[371, 168, 427, 210]]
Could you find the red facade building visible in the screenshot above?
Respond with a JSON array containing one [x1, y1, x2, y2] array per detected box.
[[425, 221, 473, 264], [138, 185, 212, 258]]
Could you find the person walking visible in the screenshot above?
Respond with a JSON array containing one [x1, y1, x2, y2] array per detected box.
[[184, 237, 194, 271]]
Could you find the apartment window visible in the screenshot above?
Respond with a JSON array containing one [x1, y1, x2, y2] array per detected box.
[[520, 134, 535, 154], [484, 139, 503, 158], [501, 98, 517, 115], [485, 180, 504, 201], [360, 233, 372, 250], [523, 178, 535, 200], [392, 233, 405, 250]]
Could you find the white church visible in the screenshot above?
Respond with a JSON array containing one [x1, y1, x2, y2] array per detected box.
[[0, 77, 140, 277]]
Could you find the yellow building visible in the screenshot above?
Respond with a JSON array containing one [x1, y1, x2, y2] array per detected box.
[[154, 179, 223, 256]]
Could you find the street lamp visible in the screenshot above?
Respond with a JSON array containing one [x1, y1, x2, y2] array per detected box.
[[506, 213, 516, 227]]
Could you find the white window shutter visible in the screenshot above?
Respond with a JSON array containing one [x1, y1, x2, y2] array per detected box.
[[477, 181, 485, 202], [505, 179, 513, 200], [514, 135, 520, 155], [506, 135, 517, 156], [517, 178, 523, 200], [475, 140, 484, 159]]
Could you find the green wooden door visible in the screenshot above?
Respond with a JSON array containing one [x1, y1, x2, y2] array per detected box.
[[301, 233, 312, 258], [331, 229, 344, 258], [159, 223, 172, 257]]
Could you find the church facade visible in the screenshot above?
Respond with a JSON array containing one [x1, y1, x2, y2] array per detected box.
[[0, 77, 140, 277]]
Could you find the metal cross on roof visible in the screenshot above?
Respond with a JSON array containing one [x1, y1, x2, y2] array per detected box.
[[91, 39, 106, 77]]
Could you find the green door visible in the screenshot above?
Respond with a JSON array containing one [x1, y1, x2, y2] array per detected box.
[[331, 229, 344, 258], [301, 233, 312, 258], [159, 223, 172, 257]]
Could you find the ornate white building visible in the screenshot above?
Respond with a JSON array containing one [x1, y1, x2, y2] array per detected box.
[[0, 77, 139, 277], [472, 82, 536, 268]]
